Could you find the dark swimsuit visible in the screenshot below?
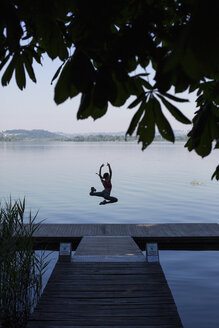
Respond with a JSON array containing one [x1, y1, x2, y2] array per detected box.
[[103, 180, 112, 193]]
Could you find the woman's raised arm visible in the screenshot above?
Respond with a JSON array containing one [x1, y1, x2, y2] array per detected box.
[[107, 162, 112, 179]]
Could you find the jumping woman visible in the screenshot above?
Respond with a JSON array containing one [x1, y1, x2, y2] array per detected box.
[[90, 163, 118, 205]]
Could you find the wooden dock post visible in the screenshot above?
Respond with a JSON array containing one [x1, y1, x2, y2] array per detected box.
[[58, 242, 72, 262], [146, 242, 159, 262]]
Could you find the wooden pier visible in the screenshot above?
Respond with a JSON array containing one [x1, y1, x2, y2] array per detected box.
[[32, 223, 219, 250], [27, 235, 183, 327], [25, 223, 219, 327]]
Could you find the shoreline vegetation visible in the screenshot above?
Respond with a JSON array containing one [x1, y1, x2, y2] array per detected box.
[[0, 129, 188, 142], [0, 198, 48, 328]]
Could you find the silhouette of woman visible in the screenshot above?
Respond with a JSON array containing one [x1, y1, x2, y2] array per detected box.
[[89, 163, 118, 205]]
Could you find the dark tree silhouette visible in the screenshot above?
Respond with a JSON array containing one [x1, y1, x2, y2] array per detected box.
[[1, 0, 218, 179]]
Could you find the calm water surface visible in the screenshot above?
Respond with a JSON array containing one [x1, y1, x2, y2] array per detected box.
[[1, 141, 218, 327]]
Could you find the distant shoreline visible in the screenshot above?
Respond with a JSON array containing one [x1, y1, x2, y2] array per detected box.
[[0, 129, 188, 142], [0, 137, 188, 142]]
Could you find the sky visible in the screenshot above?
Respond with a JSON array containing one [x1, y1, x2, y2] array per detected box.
[[1, 56, 197, 134]]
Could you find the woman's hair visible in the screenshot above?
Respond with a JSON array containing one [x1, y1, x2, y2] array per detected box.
[[103, 172, 109, 179]]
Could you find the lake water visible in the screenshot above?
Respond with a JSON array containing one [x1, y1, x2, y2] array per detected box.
[[0, 141, 218, 327]]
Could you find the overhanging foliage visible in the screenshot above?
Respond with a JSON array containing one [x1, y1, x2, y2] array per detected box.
[[0, 0, 218, 178]]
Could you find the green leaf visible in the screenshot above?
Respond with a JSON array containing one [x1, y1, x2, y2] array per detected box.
[[30, 49, 42, 64], [127, 76, 144, 96], [210, 116, 219, 140], [134, 73, 150, 78], [15, 57, 26, 90], [184, 107, 208, 153], [157, 94, 191, 124], [1, 56, 17, 86], [69, 83, 79, 99], [137, 100, 156, 149], [211, 105, 219, 118], [126, 101, 145, 136], [93, 68, 115, 107], [153, 97, 175, 142], [195, 120, 212, 157], [92, 82, 108, 115], [91, 103, 108, 120], [185, 104, 213, 157], [110, 77, 129, 107], [184, 138, 194, 152], [77, 90, 93, 120], [138, 56, 149, 69], [110, 68, 130, 107], [211, 165, 219, 180], [188, 105, 210, 142], [0, 54, 11, 71], [23, 54, 36, 83], [54, 51, 94, 104], [128, 93, 146, 109], [138, 78, 153, 90], [51, 62, 64, 85], [162, 92, 189, 103], [54, 60, 79, 104], [70, 51, 95, 93], [77, 85, 108, 121], [189, 83, 199, 93], [122, 56, 137, 72]]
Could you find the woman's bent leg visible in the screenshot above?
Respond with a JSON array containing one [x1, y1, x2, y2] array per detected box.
[[104, 193, 118, 203], [90, 190, 105, 198], [107, 196, 118, 203]]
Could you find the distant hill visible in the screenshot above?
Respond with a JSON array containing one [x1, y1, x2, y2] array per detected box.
[[55, 131, 127, 137], [0, 129, 68, 141]]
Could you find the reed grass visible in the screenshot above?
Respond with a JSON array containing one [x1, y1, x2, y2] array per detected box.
[[0, 198, 49, 328]]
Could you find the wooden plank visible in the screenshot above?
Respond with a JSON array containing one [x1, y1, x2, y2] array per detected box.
[[27, 236, 183, 327], [36, 303, 177, 311], [43, 277, 165, 284], [33, 309, 179, 318], [32, 223, 219, 238], [27, 316, 182, 326], [38, 297, 175, 305], [27, 324, 179, 328]]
